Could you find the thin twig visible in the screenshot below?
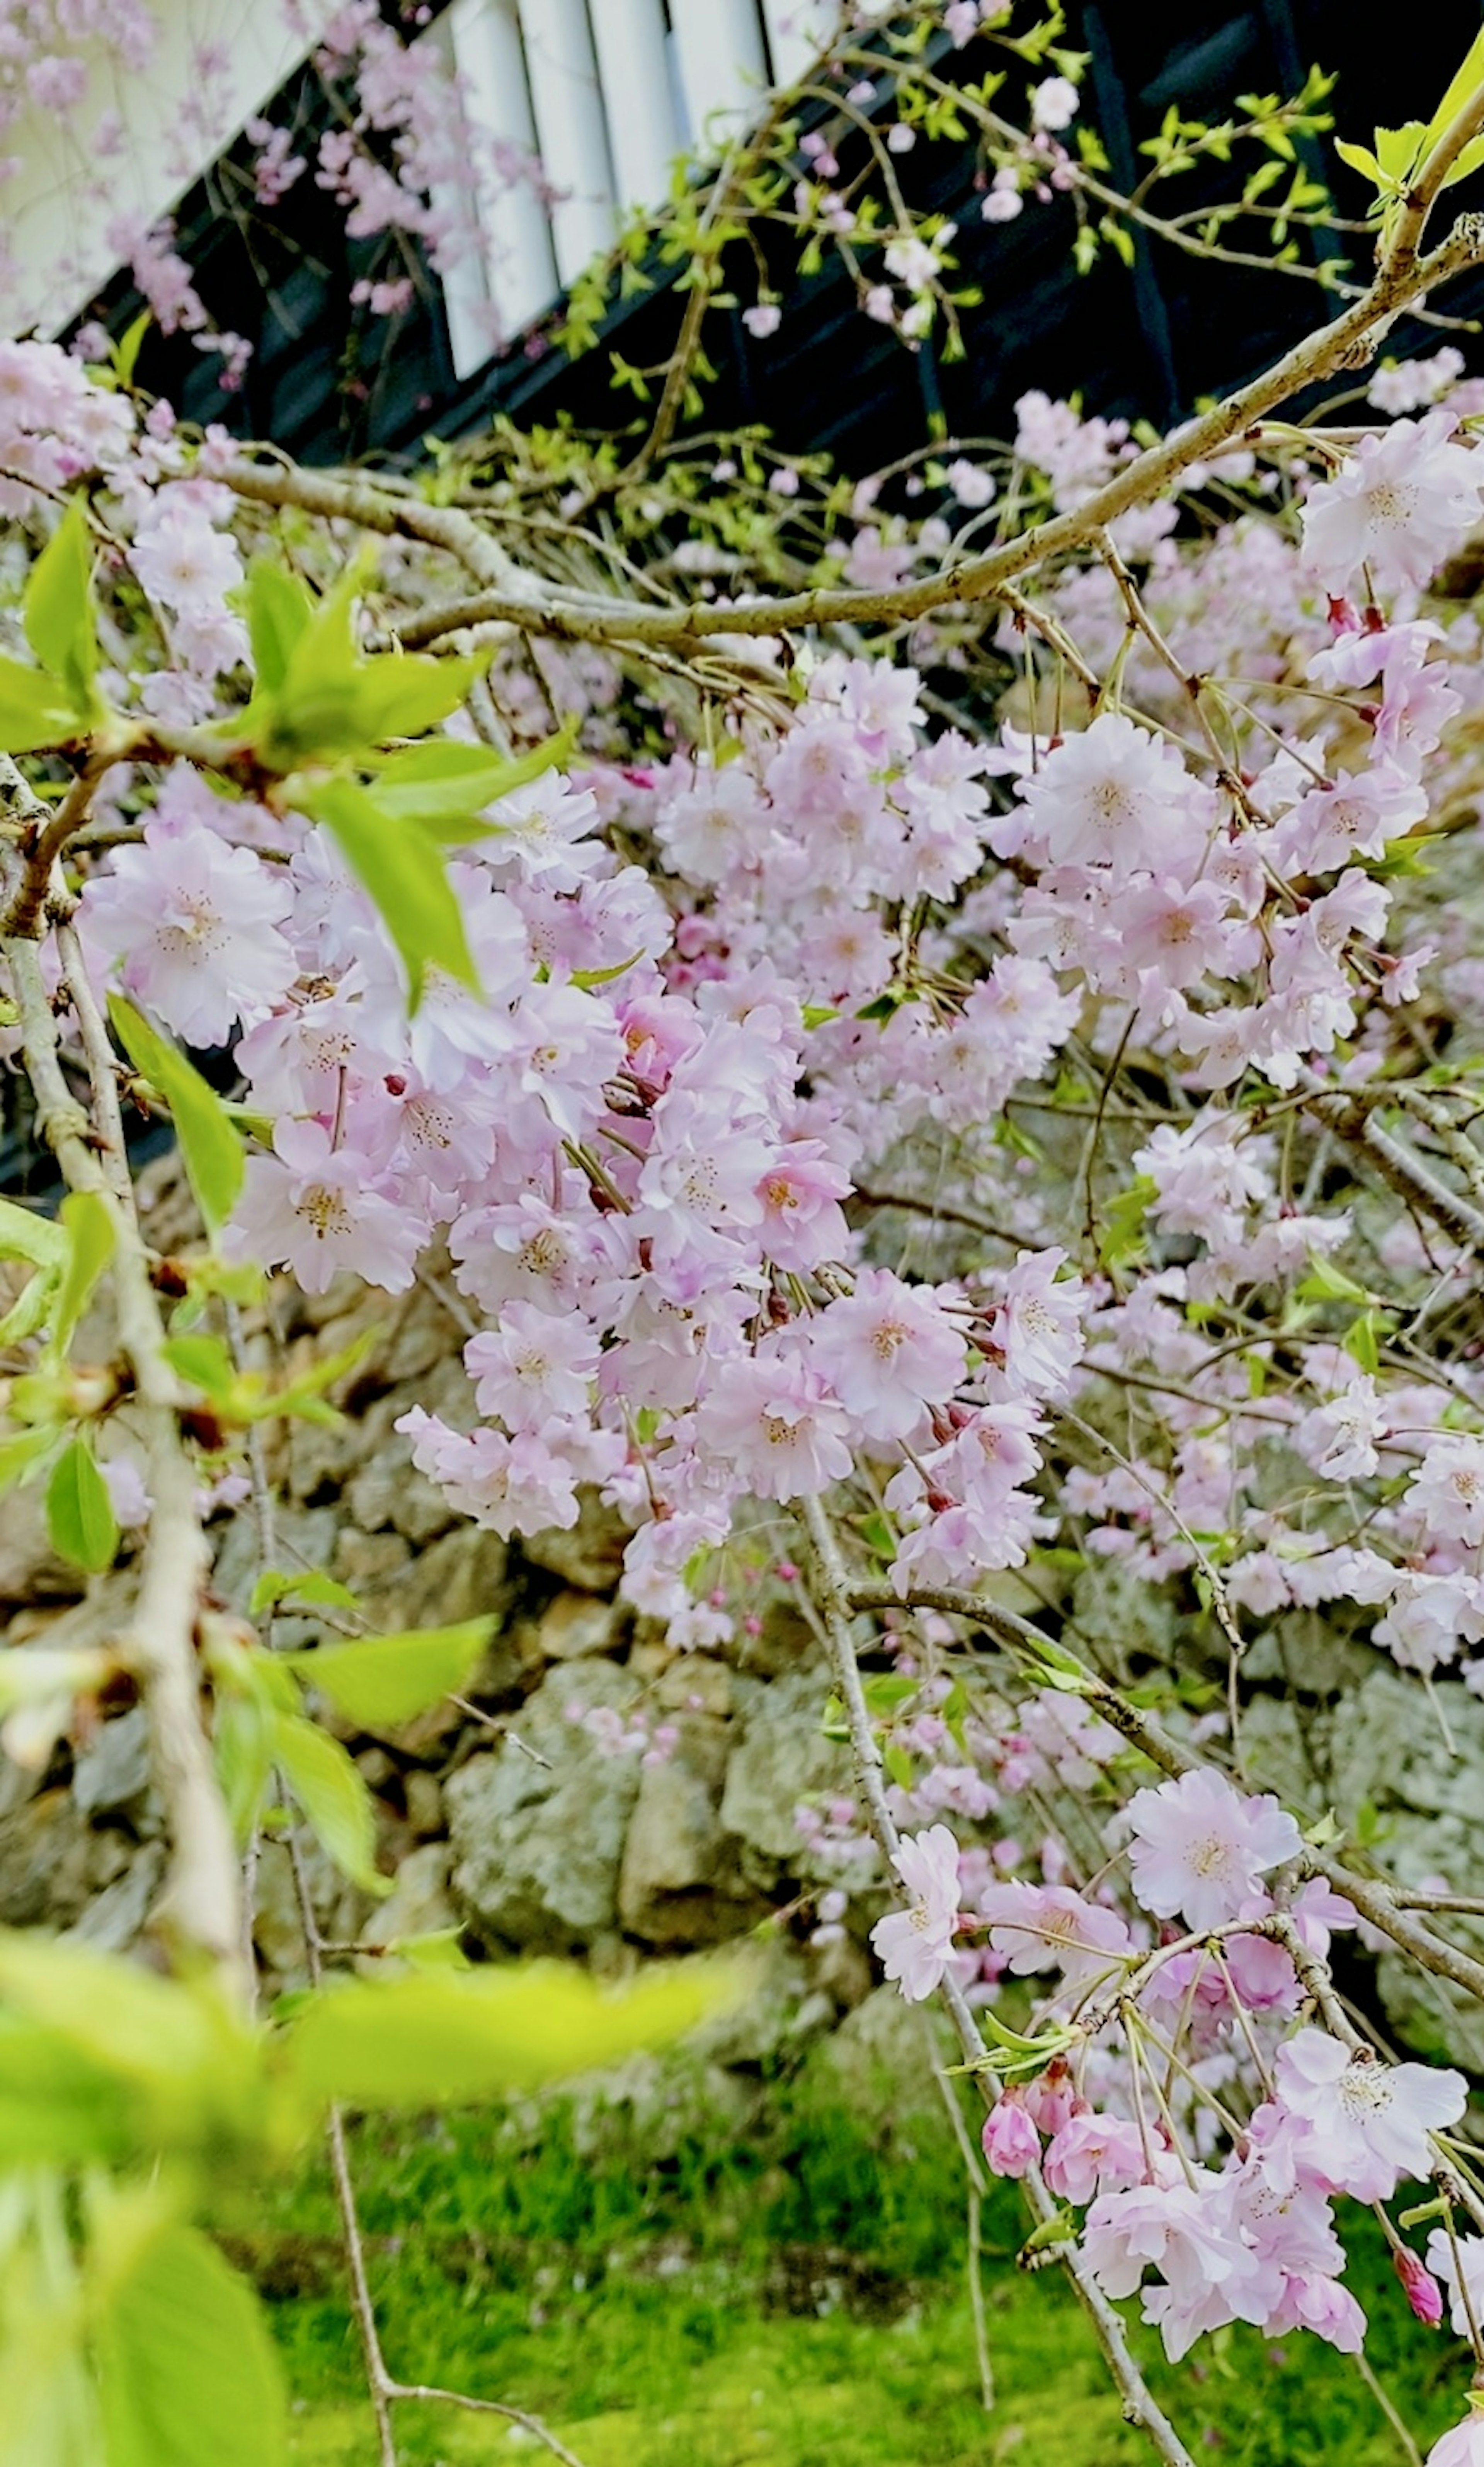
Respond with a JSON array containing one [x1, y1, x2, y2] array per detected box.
[[802, 1498, 1195, 2467]]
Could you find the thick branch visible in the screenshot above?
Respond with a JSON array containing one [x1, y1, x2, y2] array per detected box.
[[3, 933, 244, 1988], [393, 219, 1484, 653]]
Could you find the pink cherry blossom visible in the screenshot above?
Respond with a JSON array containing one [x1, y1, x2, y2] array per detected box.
[[693, 1355, 853, 1503], [1012, 713, 1208, 879], [1427, 2410, 1484, 2467], [813, 1269, 966, 1442], [1274, 2030, 1466, 2202], [1301, 411, 1484, 597], [226, 1120, 424, 1294], [1125, 1769, 1303, 1931], [870, 1823, 961, 2001], [464, 1306, 601, 1428], [81, 822, 296, 1046]]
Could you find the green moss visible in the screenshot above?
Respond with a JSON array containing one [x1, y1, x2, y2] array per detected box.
[[245, 2083, 1467, 2467]]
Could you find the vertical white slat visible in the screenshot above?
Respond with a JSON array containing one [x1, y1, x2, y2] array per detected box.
[[517, 0, 617, 285], [439, 0, 560, 378], [669, 0, 770, 154], [587, 0, 682, 209], [760, 0, 836, 89]]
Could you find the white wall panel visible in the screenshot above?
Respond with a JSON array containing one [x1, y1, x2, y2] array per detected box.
[[760, 0, 837, 89], [670, 0, 770, 153], [518, 0, 617, 284], [439, 0, 560, 378], [587, 0, 683, 209], [5, 0, 341, 340]]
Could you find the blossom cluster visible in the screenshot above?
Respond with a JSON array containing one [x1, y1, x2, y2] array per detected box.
[[4, 327, 1484, 2438]]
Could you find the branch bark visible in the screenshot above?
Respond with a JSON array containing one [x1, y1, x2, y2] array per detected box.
[[3, 931, 245, 1989]]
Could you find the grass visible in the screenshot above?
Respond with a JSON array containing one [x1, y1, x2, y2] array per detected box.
[[228, 2065, 1470, 2466]]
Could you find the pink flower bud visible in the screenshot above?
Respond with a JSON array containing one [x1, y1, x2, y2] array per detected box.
[[1393, 2245, 1444, 2327], [980, 2092, 1040, 2179]]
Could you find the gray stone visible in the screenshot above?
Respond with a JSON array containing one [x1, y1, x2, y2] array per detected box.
[[403, 1771, 444, 1837], [520, 1489, 630, 1593], [0, 1789, 92, 1927], [250, 1832, 368, 1987], [719, 1664, 848, 1883], [345, 1446, 453, 1547], [351, 1522, 512, 1645], [356, 1842, 458, 1971], [1327, 1670, 1484, 1824], [72, 1708, 152, 1817], [655, 1656, 733, 1717], [692, 1936, 832, 2067], [618, 1750, 765, 1947], [534, 1592, 630, 1663], [803, 1985, 953, 2139], [447, 1660, 645, 1949], [66, 1842, 165, 1952]]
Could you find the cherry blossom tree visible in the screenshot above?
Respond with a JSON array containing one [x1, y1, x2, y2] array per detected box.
[[7, 7, 1484, 2465]]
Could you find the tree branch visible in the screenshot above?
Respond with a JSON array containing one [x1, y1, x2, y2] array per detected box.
[[802, 1499, 1196, 2467], [3, 931, 245, 1989]]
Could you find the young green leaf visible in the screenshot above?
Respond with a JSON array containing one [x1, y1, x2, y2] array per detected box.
[[24, 498, 99, 714], [0, 653, 91, 751], [213, 1693, 277, 1842], [281, 1958, 740, 2110], [93, 2220, 288, 2467], [281, 1617, 495, 1728], [46, 1438, 117, 1574], [271, 1713, 390, 1896], [249, 1569, 360, 1618], [107, 998, 244, 1237], [296, 776, 478, 1009], [48, 1189, 116, 1359], [0, 1194, 68, 1273], [0, 1644, 111, 1713], [244, 560, 314, 696]]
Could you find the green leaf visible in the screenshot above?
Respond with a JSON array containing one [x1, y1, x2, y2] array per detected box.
[[1333, 136, 1387, 190], [244, 561, 313, 697], [213, 1693, 276, 1842], [249, 1569, 360, 1618], [113, 309, 152, 388], [298, 776, 478, 1009], [159, 1331, 236, 1397], [0, 653, 90, 751], [1372, 121, 1428, 184], [0, 1426, 60, 1492], [24, 499, 98, 714], [368, 717, 581, 836], [1297, 1252, 1371, 1306], [1441, 130, 1484, 194], [356, 652, 482, 744], [46, 1438, 117, 1573], [107, 998, 244, 1237], [94, 2221, 287, 2467], [281, 1960, 739, 2111], [1425, 27, 1484, 155], [0, 1193, 68, 1273], [1343, 1308, 1382, 1376], [281, 1617, 495, 1729], [271, 1713, 390, 1896], [48, 1189, 115, 1359]]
